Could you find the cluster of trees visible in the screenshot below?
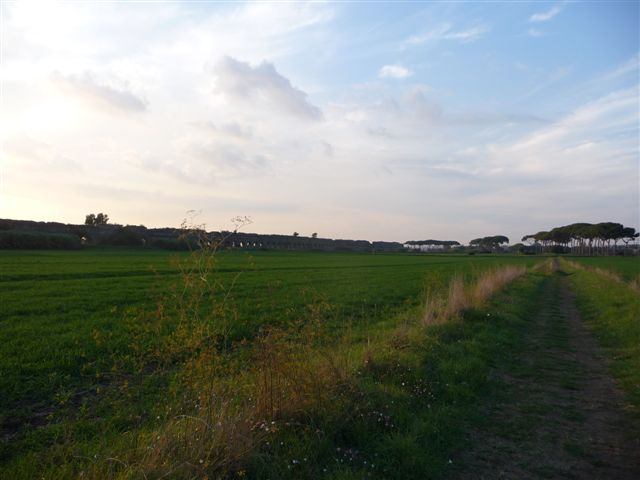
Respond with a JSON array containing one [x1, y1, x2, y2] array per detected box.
[[469, 236, 509, 250], [85, 213, 109, 226], [522, 222, 638, 255]]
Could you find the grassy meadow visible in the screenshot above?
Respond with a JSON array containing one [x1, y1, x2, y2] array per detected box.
[[1, 248, 638, 478]]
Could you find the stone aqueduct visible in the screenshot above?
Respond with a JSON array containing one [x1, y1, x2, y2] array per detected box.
[[210, 231, 402, 252]]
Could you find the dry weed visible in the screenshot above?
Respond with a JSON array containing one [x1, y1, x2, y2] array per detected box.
[[252, 325, 349, 422], [422, 290, 445, 326], [444, 276, 468, 319], [423, 266, 526, 325], [471, 266, 526, 307], [139, 398, 257, 478]]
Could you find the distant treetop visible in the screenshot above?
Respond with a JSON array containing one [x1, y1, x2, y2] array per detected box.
[[469, 236, 509, 247], [85, 213, 109, 226]]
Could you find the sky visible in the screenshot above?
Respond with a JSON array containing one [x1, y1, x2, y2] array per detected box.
[[1, 0, 638, 244]]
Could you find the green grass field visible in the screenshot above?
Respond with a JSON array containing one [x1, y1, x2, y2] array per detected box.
[[567, 255, 640, 281], [1, 248, 637, 478], [0, 249, 537, 416]]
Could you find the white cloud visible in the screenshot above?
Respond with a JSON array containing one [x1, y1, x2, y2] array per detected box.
[[529, 4, 564, 23], [367, 126, 395, 139], [469, 87, 638, 182], [191, 143, 268, 175], [520, 65, 573, 100], [404, 22, 491, 47], [213, 56, 322, 121], [51, 71, 148, 113], [512, 87, 638, 157], [3, 135, 81, 171], [586, 54, 639, 87], [527, 28, 545, 38], [192, 121, 255, 140], [379, 64, 412, 79]]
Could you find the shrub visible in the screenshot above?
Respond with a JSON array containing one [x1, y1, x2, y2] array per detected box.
[[103, 226, 145, 246], [147, 237, 191, 250], [0, 219, 13, 231], [0, 230, 81, 249]]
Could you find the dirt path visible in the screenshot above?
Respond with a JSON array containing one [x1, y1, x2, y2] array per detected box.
[[452, 273, 640, 479]]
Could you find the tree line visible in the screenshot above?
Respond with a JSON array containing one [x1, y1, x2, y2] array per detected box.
[[522, 222, 638, 255], [405, 236, 516, 254]]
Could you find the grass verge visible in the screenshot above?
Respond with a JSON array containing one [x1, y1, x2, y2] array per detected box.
[[561, 259, 640, 413]]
